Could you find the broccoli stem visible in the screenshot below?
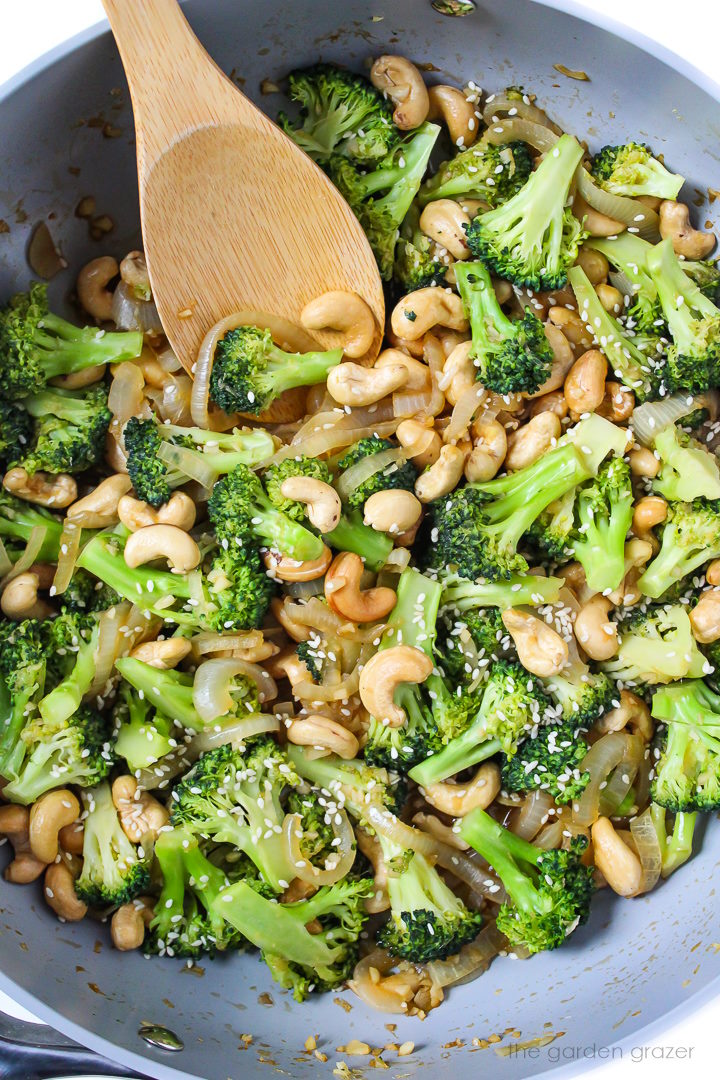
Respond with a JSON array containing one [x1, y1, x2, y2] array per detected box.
[[0, 499, 65, 563], [650, 803, 696, 875], [324, 510, 393, 571], [359, 123, 439, 213], [114, 657, 204, 731], [441, 572, 563, 611], [410, 731, 501, 788], [77, 531, 195, 611], [266, 345, 343, 398], [38, 621, 100, 726], [459, 807, 546, 915], [647, 238, 718, 350], [382, 567, 442, 654], [35, 314, 143, 377]]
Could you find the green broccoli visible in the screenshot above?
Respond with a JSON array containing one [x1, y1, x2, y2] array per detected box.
[[285, 744, 406, 825], [36, 610, 102, 728], [0, 490, 64, 564], [61, 569, 120, 614], [123, 415, 275, 508], [542, 649, 614, 727], [336, 437, 416, 510], [603, 605, 707, 686], [75, 781, 150, 905], [652, 424, 720, 502], [460, 806, 595, 954], [209, 325, 342, 415], [418, 141, 532, 207], [112, 680, 175, 773], [17, 384, 111, 475], [263, 455, 332, 520], [454, 260, 554, 394], [0, 283, 142, 400], [637, 501, 720, 599], [501, 718, 590, 805], [590, 143, 684, 200], [0, 399, 32, 469], [649, 803, 696, 877], [439, 570, 563, 611], [569, 457, 634, 593], [465, 133, 585, 290], [0, 618, 47, 778], [585, 234, 662, 332], [650, 679, 720, 811], [205, 545, 277, 632], [277, 63, 398, 166], [393, 204, 448, 292]]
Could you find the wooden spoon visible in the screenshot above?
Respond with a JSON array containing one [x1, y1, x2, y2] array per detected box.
[[101, 0, 384, 372]]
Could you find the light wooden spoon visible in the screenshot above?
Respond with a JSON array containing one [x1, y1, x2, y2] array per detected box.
[[101, 0, 384, 372]]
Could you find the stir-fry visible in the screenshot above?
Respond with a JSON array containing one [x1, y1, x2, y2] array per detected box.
[[1, 56, 719, 1017]]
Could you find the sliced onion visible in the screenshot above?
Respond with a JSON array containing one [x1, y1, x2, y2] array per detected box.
[[392, 388, 436, 419], [157, 439, 218, 489], [282, 809, 356, 885], [426, 923, 506, 988], [87, 602, 131, 699], [155, 344, 182, 373], [273, 419, 399, 462], [52, 520, 82, 596], [286, 578, 326, 599], [159, 375, 194, 426], [189, 713, 280, 753], [293, 668, 360, 702], [444, 384, 487, 444], [631, 392, 710, 446], [365, 804, 442, 859], [421, 335, 447, 417], [576, 168, 659, 239], [0, 539, 11, 577], [2, 525, 47, 584], [533, 820, 565, 850], [434, 844, 507, 903], [108, 361, 145, 425], [112, 280, 163, 334], [573, 732, 638, 827], [511, 789, 556, 840], [335, 447, 407, 501], [349, 950, 417, 1014], [599, 756, 640, 817], [482, 93, 562, 134], [193, 657, 277, 722], [191, 630, 264, 656], [482, 118, 559, 154], [629, 806, 662, 893]]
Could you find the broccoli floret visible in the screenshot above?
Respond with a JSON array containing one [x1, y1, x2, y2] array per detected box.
[[209, 325, 342, 416], [653, 424, 720, 502], [148, 825, 242, 957], [205, 546, 276, 632], [0, 489, 64, 564], [543, 649, 614, 726], [568, 264, 664, 401], [324, 509, 394, 571], [429, 414, 628, 581], [501, 718, 590, 805], [569, 457, 634, 593], [683, 259, 720, 303], [211, 874, 373, 1000], [650, 679, 720, 811], [409, 660, 551, 787], [328, 123, 440, 279], [75, 781, 149, 905], [263, 455, 332, 520], [296, 639, 323, 682], [278, 63, 398, 166], [171, 739, 300, 892], [460, 807, 595, 954], [363, 568, 444, 771], [418, 141, 532, 207], [649, 802, 696, 877], [2, 704, 113, 805], [112, 681, 175, 773], [208, 464, 324, 562], [586, 234, 662, 332], [647, 238, 720, 393], [603, 604, 707, 686], [0, 283, 142, 400], [61, 570, 120, 614], [376, 841, 483, 963], [0, 399, 32, 469], [17, 384, 111, 475], [0, 618, 47, 777], [591, 143, 684, 200], [336, 437, 416, 510], [526, 488, 576, 560], [436, 607, 510, 679], [36, 610, 101, 729], [393, 205, 447, 293], [123, 416, 275, 508], [637, 500, 720, 599], [285, 744, 406, 824], [465, 134, 585, 290], [454, 260, 554, 394], [285, 788, 338, 867]]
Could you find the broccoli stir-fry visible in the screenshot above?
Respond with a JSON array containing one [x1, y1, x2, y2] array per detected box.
[[2, 56, 719, 1019]]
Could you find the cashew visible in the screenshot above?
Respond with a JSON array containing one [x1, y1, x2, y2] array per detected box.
[[421, 764, 501, 817], [359, 645, 433, 727], [300, 290, 376, 359], [563, 349, 608, 415], [632, 495, 667, 538], [0, 805, 47, 883], [67, 474, 133, 528], [427, 84, 477, 147], [1, 572, 53, 620], [328, 361, 407, 406], [271, 597, 311, 642], [548, 307, 594, 352], [690, 589, 720, 643], [573, 193, 626, 237], [591, 817, 643, 897], [574, 247, 609, 285], [119, 250, 151, 300], [385, 327, 426, 358], [707, 561, 720, 587], [395, 419, 442, 469], [324, 552, 397, 623], [3, 467, 77, 509], [118, 490, 197, 532], [44, 861, 87, 922], [375, 349, 430, 391], [370, 55, 429, 130], [76, 255, 118, 321], [505, 412, 560, 471], [415, 444, 466, 503], [363, 490, 422, 535], [595, 690, 653, 742], [266, 645, 312, 687], [391, 288, 468, 341], [464, 419, 507, 482], [111, 775, 169, 844], [51, 365, 106, 390], [29, 789, 80, 864], [419, 201, 471, 261], [529, 390, 569, 420], [279, 476, 341, 534], [58, 821, 85, 855], [628, 447, 660, 479], [111, 897, 155, 950], [123, 523, 201, 573], [130, 637, 192, 668], [573, 595, 619, 661], [607, 538, 655, 607], [598, 381, 635, 422], [439, 340, 475, 406], [501, 608, 569, 677], [287, 714, 360, 759], [659, 200, 716, 259], [595, 283, 624, 315], [535, 322, 576, 393], [263, 546, 333, 582]]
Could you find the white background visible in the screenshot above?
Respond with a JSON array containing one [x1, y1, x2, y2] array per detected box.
[[0, 2, 718, 1078]]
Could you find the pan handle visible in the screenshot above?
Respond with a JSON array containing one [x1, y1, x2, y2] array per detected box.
[[0, 1013, 143, 1079]]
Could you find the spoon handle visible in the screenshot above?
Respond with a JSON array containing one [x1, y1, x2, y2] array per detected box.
[[101, 0, 235, 168]]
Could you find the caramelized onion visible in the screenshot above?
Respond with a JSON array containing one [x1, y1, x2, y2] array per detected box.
[[426, 923, 506, 987], [573, 732, 642, 826], [189, 713, 281, 754], [52, 520, 82, 595], [482, 93, 562, 134], [112, 280, 162, 334], [482, 117, 559, 154], [511, 789, 556, 840], [335, 447, 407, 502], [193, 658, 277, 722], [629, 807, 662, 893], [576, 168, 659, 239], [108, 361, 145, 425], [282, 809, 356, 885], [2, 525, 47, 584], [444, 384, 488, 444]]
